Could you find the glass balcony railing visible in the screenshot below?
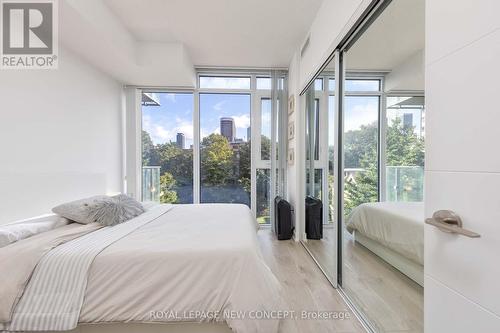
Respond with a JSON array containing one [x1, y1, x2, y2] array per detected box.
[[386, 166, 424, 202], [142, 166, 161, 202]]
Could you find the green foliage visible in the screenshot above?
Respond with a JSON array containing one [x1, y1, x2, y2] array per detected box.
[[200, 133, 234, 185], [160, 172, 178, 203], [344, 123, 378, 168], [238, 141, 251, 180], [142, 131, 156, 166], [343, 117, 424, 215], [156, 142, 193, 186], [260, 135, 271, 160], [386, 117, 424, 167]]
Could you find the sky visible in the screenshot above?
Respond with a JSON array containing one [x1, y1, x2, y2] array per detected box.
[[141, 83, 422, 149], [142, 92, 253, 147]]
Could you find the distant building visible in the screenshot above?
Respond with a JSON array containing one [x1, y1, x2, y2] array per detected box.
[[403, 113, 413, 128], [247, 127, 251, 141], [220, 117, 236, 142], [176, 133, 185, 149]]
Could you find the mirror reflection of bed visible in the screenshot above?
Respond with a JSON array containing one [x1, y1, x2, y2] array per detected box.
[[344, 202, 424, 332], [303, 0, 425, 332]]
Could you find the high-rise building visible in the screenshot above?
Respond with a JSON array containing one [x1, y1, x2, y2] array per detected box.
[[176, 133, 185, 149], [403, 113, 413, 129], [220, 117, 235, 142], [247, 126, 251, 142]]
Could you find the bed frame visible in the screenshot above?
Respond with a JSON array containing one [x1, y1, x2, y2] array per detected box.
[[354, 231, 424, 286]]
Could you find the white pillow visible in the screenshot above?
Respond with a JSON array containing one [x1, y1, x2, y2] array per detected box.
[[0, 214, 69, 248]]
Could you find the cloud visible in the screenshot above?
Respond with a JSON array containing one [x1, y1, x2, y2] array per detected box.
[[213, 100, 227, 111], [164, 93, 176, 103], [344, 102, 378, 132], [232, 114, 251, 129], [142, 113, 194, 144], [261, 111, 271, 124], [201, 77, 249, 89], [176, 122, 194, 140]]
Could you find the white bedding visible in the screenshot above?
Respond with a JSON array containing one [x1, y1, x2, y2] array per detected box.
[[2, 204, 282, 333], [345, 202, 424, 265]]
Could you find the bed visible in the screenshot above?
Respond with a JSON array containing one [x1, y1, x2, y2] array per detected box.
[[0, 203, 282, 333], [345, 202, 424, 286]]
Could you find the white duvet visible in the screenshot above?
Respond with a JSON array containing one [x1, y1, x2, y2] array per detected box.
[[2, 204, 282, 333], [346, 202, 424, 265], [80, 204, 282, 332]]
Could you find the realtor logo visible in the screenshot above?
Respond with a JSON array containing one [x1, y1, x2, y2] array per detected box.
[[1, 0, 58, 69]]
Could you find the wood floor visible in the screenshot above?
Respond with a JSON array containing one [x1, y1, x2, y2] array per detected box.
[[305, 228, 423, 333], [257, 229, 365, 333]]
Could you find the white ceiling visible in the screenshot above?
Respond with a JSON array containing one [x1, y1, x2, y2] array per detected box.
[[344, 0, 425, 71], [103, 0, 323, 68]]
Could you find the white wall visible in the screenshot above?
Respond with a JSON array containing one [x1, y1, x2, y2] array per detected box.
[[424, 0, 500, 331], [60, 0, 196, 87], [298, 0, 369, 90], [385, 49, 424, 92], [0, 47, 123, 223]]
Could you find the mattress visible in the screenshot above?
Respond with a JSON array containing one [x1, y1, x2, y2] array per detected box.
[[345, 202, 424, 265]]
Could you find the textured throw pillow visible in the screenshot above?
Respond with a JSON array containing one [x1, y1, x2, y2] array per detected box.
[[52, 195, 110, 224], [87, 194, 145, 226]]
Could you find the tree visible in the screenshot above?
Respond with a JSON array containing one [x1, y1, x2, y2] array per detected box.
[[260, 135, 271, 160], [200, 133, 234, 185], [160, 172, 178, 203], [343, 117, 424, 215], [238, 141, 251, 193], [142, 130, 157, 166], [156, 142, 193, 186], [386, 117, 424, 167]]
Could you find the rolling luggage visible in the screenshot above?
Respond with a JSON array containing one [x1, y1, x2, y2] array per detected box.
[[274, 196, 293, 240], [305, 196, 323, 239]]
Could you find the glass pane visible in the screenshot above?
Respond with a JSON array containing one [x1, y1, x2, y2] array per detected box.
[[200, 93, 251, 206], [386, 96, 425, 202], [256, 169, 271, 224], [343, 96, 379, 216], [314, 78, 323, 91], [345, 79, 380, 92], [328, 95, 335, 223], [141, 92, 194, 203], [199, 76, 250, 89], [314, 99, 320, 160], [305, 98, 320, 162], [328, 78, 336, 92], [256, 77, 272, 90], [261, 98, 271, 160], [306, 168, 323, 199]]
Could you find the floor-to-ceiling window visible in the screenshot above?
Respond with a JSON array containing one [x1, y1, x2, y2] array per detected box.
[[141, 92, 194, 204], [199, 93, 251, 205], [385, 96, 425, 202], [343, 80, 382, 215], [139, 72, 287, 225]]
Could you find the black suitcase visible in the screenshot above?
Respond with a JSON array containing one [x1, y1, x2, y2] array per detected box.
[[274, 196, 293, 240], [305, 196, 323, 239]]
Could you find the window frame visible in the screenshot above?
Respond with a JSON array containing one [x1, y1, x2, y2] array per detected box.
[[311, 72, 385, 224], [136, 70, 287, 225]]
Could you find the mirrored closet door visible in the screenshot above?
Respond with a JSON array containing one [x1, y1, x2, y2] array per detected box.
[[303, 56, 337, 283], [302, 0, 425, 331]]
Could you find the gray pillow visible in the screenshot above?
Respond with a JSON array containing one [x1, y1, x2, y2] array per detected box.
[[88, 194, 145, 226], [52, 195, 109, 224], [52, 194, 145, 226]]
